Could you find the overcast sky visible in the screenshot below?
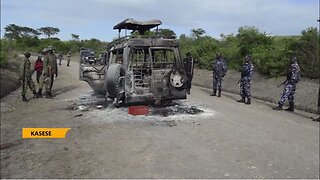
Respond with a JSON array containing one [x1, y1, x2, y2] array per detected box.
[[1, 0, 319, 42]]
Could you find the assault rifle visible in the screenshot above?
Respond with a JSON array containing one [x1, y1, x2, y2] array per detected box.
[[277, 80, 287, 88]]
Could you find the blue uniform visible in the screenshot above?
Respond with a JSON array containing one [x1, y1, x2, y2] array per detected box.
[[213, 58, 227, 91], [240, 62, 254, 98], [278, 62, 300, 106]]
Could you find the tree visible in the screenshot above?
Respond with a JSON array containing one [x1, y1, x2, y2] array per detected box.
[[236, 26, 273, 57], [71, 33, 80, 41], [20, 26, 40, 37], [38, 27, 60, 38], [4, 24, 39, 39], [4, 24, 22, 39], [191, 28, 206, 38], [157, 28, 176, 37], [290, 27, 319, 78]]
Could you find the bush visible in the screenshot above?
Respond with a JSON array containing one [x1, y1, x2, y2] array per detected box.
[[179, 26, 318, 79], [0, 39, 9, 66], [289, 28, 319, 78]]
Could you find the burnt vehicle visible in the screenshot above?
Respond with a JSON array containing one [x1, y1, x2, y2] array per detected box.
[[79, 18, 187, 106], [80, 48, 97, 64]]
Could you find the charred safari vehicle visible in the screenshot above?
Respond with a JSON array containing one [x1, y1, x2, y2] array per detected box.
[[80, 18, 187, 106]]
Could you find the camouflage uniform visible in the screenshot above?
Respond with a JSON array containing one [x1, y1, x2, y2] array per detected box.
[[239, 62, 254, 101], [211, 55, 227, 97], [39, 50, 58, 98], [20, 53, 37, 101], [274, 58, 300, 111]]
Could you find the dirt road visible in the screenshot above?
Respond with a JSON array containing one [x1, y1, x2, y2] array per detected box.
[[1, 58, 319, 178]]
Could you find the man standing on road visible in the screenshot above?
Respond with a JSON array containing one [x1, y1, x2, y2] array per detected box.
[[34, 56, 43, 84], [38, 47, 58, 99], [67, 51, 71, 66], [273, 57, 300, 111], [20, 52, 37, 102], [57, 53, 63, 66], [183, 52, 196, 94], [237, 55, 254, 105], [210, 52, 227, 97]]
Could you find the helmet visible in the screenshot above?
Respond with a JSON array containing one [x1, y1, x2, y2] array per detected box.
[[42, 48, 48, 53], [291, 56, 297, 63], [216, 52, 222, 58], [47, 45, 54, 52], [24, 52, 31, 57]]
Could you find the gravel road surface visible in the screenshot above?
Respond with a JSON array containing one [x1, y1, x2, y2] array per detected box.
[[1, 58, 319, 178]]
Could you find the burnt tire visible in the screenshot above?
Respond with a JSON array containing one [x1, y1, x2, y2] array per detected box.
[[106, 64, 125, 99], [169, 68, 187, 91]]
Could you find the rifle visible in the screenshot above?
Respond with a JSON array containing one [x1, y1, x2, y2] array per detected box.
[[44, 66, 52, 83], [21, 59, 27, 90], [237, 79, 241, 87], [277, 80, 287, 88]]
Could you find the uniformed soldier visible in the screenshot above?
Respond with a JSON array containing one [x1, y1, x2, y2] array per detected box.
[[273, 57, 300, 111], [57, 53, 63, 65], [67, 51, 71, 66], [20, 52, 37, 102], [237, 55, 254, 104], [183, 52, 196, 94], [38, 47, 58, 98], [210, 53, 227, 97]]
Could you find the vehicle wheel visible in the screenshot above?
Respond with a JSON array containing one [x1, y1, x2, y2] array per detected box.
[[106, 64, 125, 100], [169, 68, 187, 91]]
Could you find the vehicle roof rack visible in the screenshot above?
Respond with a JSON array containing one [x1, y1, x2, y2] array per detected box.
[[113, 18, 162, 35]]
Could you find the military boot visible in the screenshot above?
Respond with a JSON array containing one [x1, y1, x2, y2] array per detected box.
[[33, 90, 37, 98], [217, 89, 221, 97], [37, 89, 42, 98], [22, 95, 28, 102], [45, 92, 53, 99], [210, 89, 217, 96], [273, 104, 283, 110], [245, 98, 251, 105], [237, 98, 245, 103], [285, 102, 294, 112], [313, 117, 320, 122]]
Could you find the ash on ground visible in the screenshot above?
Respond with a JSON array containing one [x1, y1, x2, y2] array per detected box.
[[150, 105, 204, 117], [67, 91, 206, 119], [65, 91, 113, 111]]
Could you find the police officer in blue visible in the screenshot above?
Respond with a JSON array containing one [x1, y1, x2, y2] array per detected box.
[[210, 53, 227, 97], [237, 55, 254, 104], [273, 57, 300, 111]]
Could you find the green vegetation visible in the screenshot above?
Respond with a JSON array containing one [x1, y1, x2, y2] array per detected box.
[[0, 39, 9, 66], [1, 24, 108, 67], [179, 27, 319, 78], [1, 24, 319, 78]]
